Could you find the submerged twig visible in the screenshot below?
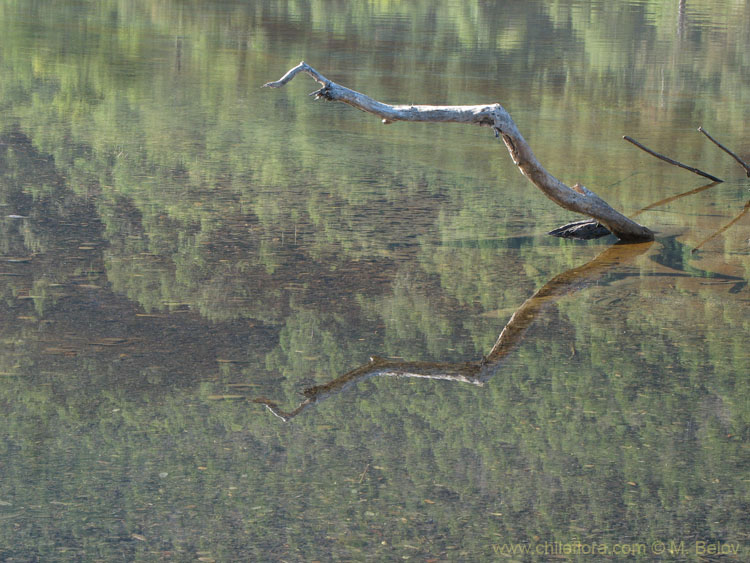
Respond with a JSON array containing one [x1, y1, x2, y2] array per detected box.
[[698, 127, 750, 177], [359, 464, 370, 483], [623, 136, 723, 183]]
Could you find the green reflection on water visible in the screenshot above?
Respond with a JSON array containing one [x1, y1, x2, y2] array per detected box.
[[0, 0, 749, 560]]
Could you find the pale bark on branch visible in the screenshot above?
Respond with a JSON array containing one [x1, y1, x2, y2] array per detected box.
[[263, 62, 655, 242]]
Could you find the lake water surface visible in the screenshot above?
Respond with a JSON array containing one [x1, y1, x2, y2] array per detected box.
[[1, 1, 749, 560]]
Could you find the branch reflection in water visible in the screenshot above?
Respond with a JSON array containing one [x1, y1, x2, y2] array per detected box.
[[252, 241, 652, 421]]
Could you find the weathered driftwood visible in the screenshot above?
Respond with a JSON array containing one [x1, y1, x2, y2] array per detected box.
[[251, 241, 652, 421], [623, 135, 723, 183], [263, 62, 655, 242], [549, 177, 729, 238]]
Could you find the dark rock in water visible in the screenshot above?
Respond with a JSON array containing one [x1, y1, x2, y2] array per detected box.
[[548, 220, 611, 240]]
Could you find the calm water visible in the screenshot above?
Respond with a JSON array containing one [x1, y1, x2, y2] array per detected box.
[[1, 1, 749, 561]]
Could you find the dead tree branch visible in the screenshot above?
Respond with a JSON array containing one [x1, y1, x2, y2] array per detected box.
[[623, 135, 723, 183], [264, 62, 654, 242], [698, 127, 750, 177]]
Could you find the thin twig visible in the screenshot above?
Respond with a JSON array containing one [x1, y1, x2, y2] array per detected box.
[[698, 127, 750, 177], [359, 463, 370, 483], [623, 136, 723, 183]]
